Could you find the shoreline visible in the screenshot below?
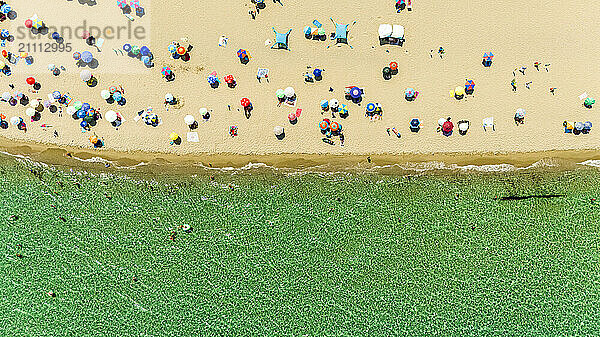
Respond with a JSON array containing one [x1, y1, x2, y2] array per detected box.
[[2, 135, 599, 173]]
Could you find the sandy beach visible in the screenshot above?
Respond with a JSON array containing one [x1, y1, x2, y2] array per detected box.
[[1, 0, 600, 159]]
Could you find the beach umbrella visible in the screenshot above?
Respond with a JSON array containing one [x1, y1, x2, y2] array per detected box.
[[176, 46, 186, 56], [240, 98, 251, 107], [169, 132, 179, 141], [161, 66, 172, 77], [43, 100, 52, 108], [273, 126, 284, 136], [313, 68, 322, 77], [24, 20, 33, 29], [72, 52, 81, 60], [131, 45, 140, 55], [25, 56, 34, 65], [80, 69, 92, 82], [458, 122, 469, 132], [465, 80, 475, 91], [199, 108, 209, 117], [207, 75, 218, 85], [438, 118, 447, 126], [26, 108, 35, 117], [410, 118, 420, 128], [26, 77, 35, 85], [30, 100, 40, 108], [184, 115, 195, 125], [140, 46, 150, 56], [165, 93, 174, 102], [105, 110, 118, 123], [584, 121, 592, 130], [80, 120, 88, 128], [575, 122, 584, 131], [53, 68, 61, 76], [123, 44, 132, 52], [276, 89, 285, 99], [405, 88, 415, 98], [51, 91, 61, 100], [109, 86, 118, 94], [389, 61, 398, 71], [100, 90, 110, 100], [515, 108, 526, 119], [319, 120, 329, 131], [81, 103, 91, 112], [81, 51, 93, 63], [141, 55, 151, 65], [383, 67, 391, 75], [77, 110, 86, 119], [9, 98, 17, 106], [455, 86, 465, 96], [339, 104, 348, 115], [47, 64, 56, 71], [288, 112, 297, 121], [73, 101, 83, 110], [237, 49, 248, 59], [10, 116, 21, 125], [0, 29, 8, 39], [2, 92, 10, 101], [1, 4, 11, 14], [366, 102, 376, 113], [330, 121, 340, 132], [442, 121, 453, 133], [329, 99, 339, 109], [168, 44, 176, 54], [130, 0, 140, 8], [224, 75, 235, 84], [284, 87, 295, 98], [66, 106, 76, 115], [112, 91, 122, 101], [117, 0, 128, 8], [303, 26, 312, 35], [320, 99, 329, 109], [349, 87, 362, 99], [584, 97, 595, 106], [31, 17, 44, 29]]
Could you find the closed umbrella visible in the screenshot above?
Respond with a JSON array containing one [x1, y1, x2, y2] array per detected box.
[[81, 51, 93, 63], [80, 69, 92, 82], [100, 90, 110, 100], [105, 110, 118, 123], [515, 108, 526, 119], [1, 92, 10, 101], [284, 87, 295, 98], [184, 115, 195, 125]]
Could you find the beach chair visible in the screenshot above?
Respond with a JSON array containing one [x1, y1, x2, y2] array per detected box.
[[328, 18, 355, 49], [271, 28, 292, 50], [482, 117, 495, 131]]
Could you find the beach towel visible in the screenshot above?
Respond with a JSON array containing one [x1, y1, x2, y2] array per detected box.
[[186, 132, 199, 142], [579, 92, 588, 100]]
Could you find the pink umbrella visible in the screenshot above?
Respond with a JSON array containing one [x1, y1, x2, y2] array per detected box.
[[117, 0, 128, 8], [129, 0, 140, 8], [288, 113, 297, 121]]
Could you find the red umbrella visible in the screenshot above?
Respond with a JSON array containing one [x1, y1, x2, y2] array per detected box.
[[442, 121, 453, 133], [240, 98, 250, 107], [224, 75, 234, 83], [26, 77, 35, 85], [389, 62, 398, 71]]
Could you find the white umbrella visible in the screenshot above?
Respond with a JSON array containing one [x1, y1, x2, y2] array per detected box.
[[273, 126, 284, 136], [10, 116, 21, 125], [1, 92, 10, 101], [284, 87, 295, 98], [47, 64, 55, 71], [25, 108, 35, 117], [66, 106, 76, 115], [100, 90, 110, 100], [199, 108, 209, 116], [458, 121, 469, 131], [30, 100, 40, 108], [184, 115, 195, 125], [438, 118, 447, 126], [515, 108, 526, 118], [80, 69, 92, 82], [329, 99, 339, 108], [165, 93, 174, 102], [105, 110, 118, 123]]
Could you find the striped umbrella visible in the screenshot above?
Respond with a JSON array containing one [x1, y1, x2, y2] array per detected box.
[[31, 17, 44, 29], [129, 0, 140, 8], [237, 49, 248, 59], [339, 104, 348, 115], [161, 66, 172, 77], [117, 0, 128, 8], [465, 79, 475, 91]]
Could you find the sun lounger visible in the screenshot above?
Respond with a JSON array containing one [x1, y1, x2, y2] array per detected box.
[[483, 117, 495, 131], [95, 38, 104, 51]]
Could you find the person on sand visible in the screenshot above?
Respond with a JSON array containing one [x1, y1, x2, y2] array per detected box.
[[525, 81, 532, 89], [511, 79, 517, 92], [438, 47, 445, 58], [550, 87, 556, 95], [518, 66, 526, 75], [249, 10, 256, 19]]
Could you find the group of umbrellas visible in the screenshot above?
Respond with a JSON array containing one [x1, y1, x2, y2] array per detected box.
[[73, 51, 94, 64], [100, 86, 126, 105], [123, 44, 153, 66]]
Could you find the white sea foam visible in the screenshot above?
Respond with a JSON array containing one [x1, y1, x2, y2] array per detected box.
[[577, 160, 600, 168]]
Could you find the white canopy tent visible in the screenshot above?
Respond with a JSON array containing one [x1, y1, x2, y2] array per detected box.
[[378, 24, 405, 45]]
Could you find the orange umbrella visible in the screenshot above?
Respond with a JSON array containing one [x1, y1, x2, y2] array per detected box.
[[330, 121, 340, 132], [177, 46, 186, 55], [389, 62, 398, 71]]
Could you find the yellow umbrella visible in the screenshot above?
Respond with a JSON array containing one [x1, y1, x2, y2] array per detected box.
[[89, 136, 98, 144], [31, 17, 44, 29], [20, 52, 28, 58], [169, 132, 179, 141], [455, 86, 465, 96]]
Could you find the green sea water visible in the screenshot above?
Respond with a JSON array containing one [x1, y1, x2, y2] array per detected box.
[[1, 154, 599, 336]]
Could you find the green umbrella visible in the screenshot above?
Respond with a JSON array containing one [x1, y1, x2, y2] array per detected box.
[[585, 97, 595, 106], [73, 101, 83, 110], [276, 89, 285, 98], [131, 45, 140, 55]]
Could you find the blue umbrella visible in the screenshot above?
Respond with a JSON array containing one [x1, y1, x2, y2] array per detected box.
[[112, 91, 122, 101], [405, 88, 415, 98], [141, 55, 151, 65], [123, 44, 132, 52], [80, 120, 88, 128], [77, 110, 86, 119], [0, 29, 9, 38], [410, 118, 420, 128], [575, 122, 584, 131], [350, 87, 362, 99], [52, 91, 61, 99], [207, 75, 218, 85], [51, 32, 60, 40], [0, 4, 11, 14], [81, 103, 91, 112], [81, 51, 93, 63], [584, 121, 592, 129], [320, 99, 329, 108], [140, 46, 150, 56], [25, 56, 34, 65], [313, 68, 322, 77], [366, 103, 376, 113]]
